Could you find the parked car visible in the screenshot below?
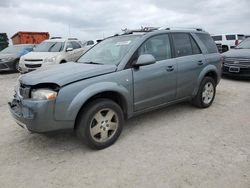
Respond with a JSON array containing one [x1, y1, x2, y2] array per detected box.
[[222, 37, 250, 78], [81, 40, 96, 47], [18, 38, 85, 73], [212, 34, 245, 52], [0, 44, 35, 72], [9, 28, 221, 149]]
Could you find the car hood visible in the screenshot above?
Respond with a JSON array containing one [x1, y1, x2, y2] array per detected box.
[[19, 63, 117, 86], [22, 52, 60, 60], [223, 49, 250, 59], [0, 53, 19, 60]]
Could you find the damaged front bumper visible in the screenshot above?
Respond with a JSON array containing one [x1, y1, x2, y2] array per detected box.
[[9, 92, 74, 133]]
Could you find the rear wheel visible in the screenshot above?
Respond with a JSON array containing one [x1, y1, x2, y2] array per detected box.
[[76, 99, 124, 150], [192, 77, 216, 108]]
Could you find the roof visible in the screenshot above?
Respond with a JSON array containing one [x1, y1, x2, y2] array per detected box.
[[43, 38, 80, 42]]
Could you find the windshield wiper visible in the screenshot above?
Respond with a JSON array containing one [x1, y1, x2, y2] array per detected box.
[[82, 61, 104, 65]]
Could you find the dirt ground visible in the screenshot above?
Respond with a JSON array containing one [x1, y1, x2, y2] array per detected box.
[[0, 73, 249, 188]]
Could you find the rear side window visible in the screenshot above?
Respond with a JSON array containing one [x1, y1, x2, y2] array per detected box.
[[72, 41, 82, 49], [226, 35, 236, 40], [190, 36, 201, 54], [212, 35, 222, 41], [138, 34, 171, 61], [172, 33, 192, 57], [196, 33, 218, 54]]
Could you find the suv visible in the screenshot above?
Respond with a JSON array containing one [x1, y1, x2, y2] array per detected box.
[[18, 38, 85, 73], [9, 28, 221, 149], [212, 34, 245, 52]]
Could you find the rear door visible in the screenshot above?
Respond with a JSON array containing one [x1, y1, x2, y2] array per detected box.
[[132, 34, 177, 111], [65, 42, 75, 61], [171, 33, 205, 99], [71, 41, 84, 60]]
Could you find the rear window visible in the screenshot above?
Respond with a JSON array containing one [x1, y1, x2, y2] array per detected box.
[[212, 36, 222, 41], [226, 35, 236, 40], [237, 35, 245, 40], [196, 33, 218, 54]]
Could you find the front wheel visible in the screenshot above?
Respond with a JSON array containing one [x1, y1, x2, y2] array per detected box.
[[192, 77, 216, 108], [76, 99, 124, 150]]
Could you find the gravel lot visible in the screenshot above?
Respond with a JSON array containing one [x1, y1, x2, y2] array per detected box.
[[0, 73, 250, 188]]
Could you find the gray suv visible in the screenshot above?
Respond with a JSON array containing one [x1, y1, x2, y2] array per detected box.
[[9, 28, 221, 149]]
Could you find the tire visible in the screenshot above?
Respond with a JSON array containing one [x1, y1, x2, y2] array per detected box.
[[60, 60, 67, 64], [192, 77, 216, 108], [76, 98, 124, 150]]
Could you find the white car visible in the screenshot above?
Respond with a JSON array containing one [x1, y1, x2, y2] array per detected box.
[[212, 34, 245, 52], [19, 38, 86, 73]]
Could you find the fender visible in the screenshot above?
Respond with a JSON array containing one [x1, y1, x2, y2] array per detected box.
[[65, 82, 132, 121], [192, 65, 220, 96]]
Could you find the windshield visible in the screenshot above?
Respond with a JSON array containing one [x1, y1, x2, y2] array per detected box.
[[235, 38, 250, 49], [77, 35, 140, 65], [0, 45, 26, 54], [34, 42, 65, 52]]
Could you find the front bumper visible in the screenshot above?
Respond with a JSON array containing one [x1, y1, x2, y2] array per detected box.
[[222, 64, 250, 78], [9, 92, 74, 133], [0, 60, 16, 71]]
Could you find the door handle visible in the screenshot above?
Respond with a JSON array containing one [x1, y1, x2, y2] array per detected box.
[[197, 60, 204, 66], [166, 65, 174, 72]]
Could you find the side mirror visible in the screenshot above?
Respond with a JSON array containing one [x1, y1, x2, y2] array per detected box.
[[134, 54, 156, 67], [66, 47, 73, 52]]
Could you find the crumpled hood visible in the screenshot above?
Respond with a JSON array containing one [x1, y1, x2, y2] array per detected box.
[[22, 52, 60, 60], [223, 49, 250, 59], [19, 63, 117, 86]]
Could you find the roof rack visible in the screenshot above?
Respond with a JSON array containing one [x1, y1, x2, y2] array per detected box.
[[50, 37, 62, 39], [159, 27, 204, 31], [118, 26, 159, 35]]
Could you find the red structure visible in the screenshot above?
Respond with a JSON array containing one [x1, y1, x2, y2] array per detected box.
[[11, 31, 49, 44]]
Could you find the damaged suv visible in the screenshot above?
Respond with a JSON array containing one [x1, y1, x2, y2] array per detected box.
[[9, 28, 221, 149]]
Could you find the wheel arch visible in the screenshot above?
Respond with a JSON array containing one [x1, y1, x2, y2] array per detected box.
[[74, 90, 129, 129], [193, 66, 219, 96], [60, 82, 131, 128]]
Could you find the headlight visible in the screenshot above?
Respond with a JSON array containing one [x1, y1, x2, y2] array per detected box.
[[31, 88, 57, 100], [1, 57, 15, 61], [44, 57, 56, 63]]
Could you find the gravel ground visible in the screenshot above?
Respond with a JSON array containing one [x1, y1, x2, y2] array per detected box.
[[0, 73, 249, 188]]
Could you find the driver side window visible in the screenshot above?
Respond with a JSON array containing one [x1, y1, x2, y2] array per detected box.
[[138, 34, 171, 61]]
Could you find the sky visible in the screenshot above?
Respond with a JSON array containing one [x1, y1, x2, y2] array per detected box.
[[0, 0, 250, 42]]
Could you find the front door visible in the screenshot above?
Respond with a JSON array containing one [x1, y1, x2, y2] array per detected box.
[[132, 34, 177, 111]]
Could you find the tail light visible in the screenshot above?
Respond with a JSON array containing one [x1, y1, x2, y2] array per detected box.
[[235, 40, 239, 46]]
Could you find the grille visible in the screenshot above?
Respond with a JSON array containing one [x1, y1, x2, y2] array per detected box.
[[224, 58, 250, 67], [24, 59, 43, 62], [25, 64, 42, 68]]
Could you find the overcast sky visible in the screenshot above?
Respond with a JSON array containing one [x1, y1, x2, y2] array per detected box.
[[1, 0, 250, 42]]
